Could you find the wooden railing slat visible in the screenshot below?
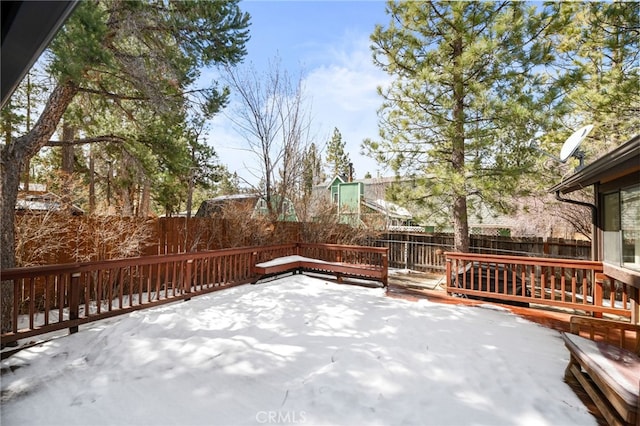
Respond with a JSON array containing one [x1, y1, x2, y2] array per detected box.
[[1, 243, 388, 345], [445, 253, 632, 319]]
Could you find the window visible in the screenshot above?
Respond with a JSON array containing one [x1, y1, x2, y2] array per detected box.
[[602, 184, 639, 271], [621, 185, 639, 270], [603, 192, 621, 264]]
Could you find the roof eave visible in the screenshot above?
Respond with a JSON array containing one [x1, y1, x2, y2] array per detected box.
[[548, 135, 640, 194]]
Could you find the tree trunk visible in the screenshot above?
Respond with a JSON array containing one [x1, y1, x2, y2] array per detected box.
[[122, 187, 133, 217], [451, 33, 470, 253], [139, 180, 150, 217], [452, 194, 470, 252], [21, 158, 30, 192], [89, 148, 96, 214], [186, 172, 194, 219], [0, 80, 78, 333], [106, 161, 113, 209], [61, 122, 75, 174], [0, 156, 22, 334], [61, 122, 75, 214]]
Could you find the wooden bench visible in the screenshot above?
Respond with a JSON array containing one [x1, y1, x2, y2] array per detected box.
[[561, 316, 640, 426], [253, 255, 388, 288]]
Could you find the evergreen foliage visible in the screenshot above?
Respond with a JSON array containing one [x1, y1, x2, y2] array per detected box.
[[302, 142, 323, 196], [544, 1, 639, 152], [0, 0, 250, 332], [366, 1, 560, 251], [325, 127, 352, 179]]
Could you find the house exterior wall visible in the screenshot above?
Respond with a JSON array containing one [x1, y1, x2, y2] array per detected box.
[[334, 182, 362, 226], [549, 135, 640, 290], [337, 182, 363, 215], [596, 171, 640, 287]]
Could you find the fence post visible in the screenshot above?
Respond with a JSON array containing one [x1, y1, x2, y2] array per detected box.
[[184, 260, 193, 301], [382, 251, 389, 289], [404, 242, 408, 269], [593, 273, 604, 318], [69, 273, 81, 334]]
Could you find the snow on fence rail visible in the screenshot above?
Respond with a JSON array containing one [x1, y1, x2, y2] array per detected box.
[[445, 252, 635, 318], [1, 243, 387, 346]]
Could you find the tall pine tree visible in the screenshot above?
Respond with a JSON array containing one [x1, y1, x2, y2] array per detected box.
[[0, 0, 249, 332], [366, 1, 557, 251], [325, 127, 352, 179], [302, 142, 323, 196]]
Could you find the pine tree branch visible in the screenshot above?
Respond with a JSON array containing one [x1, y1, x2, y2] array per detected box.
[[45, 135, 126, 146], [76, 86, 149, 101]]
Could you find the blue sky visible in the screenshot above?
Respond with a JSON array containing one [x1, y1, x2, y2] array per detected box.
[[207, 0, 392, 186]]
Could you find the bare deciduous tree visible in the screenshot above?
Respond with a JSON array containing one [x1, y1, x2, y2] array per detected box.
[[224, 59, 313, 220]]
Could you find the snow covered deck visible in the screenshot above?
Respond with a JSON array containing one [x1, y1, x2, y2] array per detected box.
[[1, 275, 599, 425], [1, 243, 388, 346]]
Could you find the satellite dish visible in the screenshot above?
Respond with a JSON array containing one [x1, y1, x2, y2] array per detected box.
[[559, 125, 593, 163]]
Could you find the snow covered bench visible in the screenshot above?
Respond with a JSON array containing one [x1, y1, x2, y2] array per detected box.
[[561, 317, 640, 426], [253, 255, 388, 288]]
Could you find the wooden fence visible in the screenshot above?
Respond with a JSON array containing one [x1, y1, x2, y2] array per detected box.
[[14, 216, 306, 266], [14, 216, 364, 266], [446, 252, 635, 319], [15, 215, 591, 271], [1, 243, 388, 346], [371, 233, 591, 273]]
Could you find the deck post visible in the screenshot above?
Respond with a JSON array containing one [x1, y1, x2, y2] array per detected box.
[[632, 288, 640, 325], [69, 273, 81, 334], [593, 273, 604, 319], [251, 251, 257, 273], [445, 258, 452, 295], [250, 251, 259, 284], [184, 260, 193, 301]]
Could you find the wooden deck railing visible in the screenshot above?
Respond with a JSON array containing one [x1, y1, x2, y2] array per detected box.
[[1, 243, 387, 345], [298, 243, 388, 272], [446, 252, 635, 318]]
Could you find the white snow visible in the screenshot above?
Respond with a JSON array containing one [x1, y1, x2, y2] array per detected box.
[[256, 255, 332, 268], [1, 275, 596, 425]]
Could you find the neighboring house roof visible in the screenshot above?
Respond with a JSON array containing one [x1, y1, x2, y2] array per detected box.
[[16, 192, 84, 215], [319, 176, 409, 188], [195, 194, 258, 217], [19, 182, 47, 193], [549, 134, 639, 194], [363, 198, 413, 220], [325, 175, 346, 188], [195, 193, 298, 221], [207, 194, 259, 202], [352, 177, 407, 185]]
